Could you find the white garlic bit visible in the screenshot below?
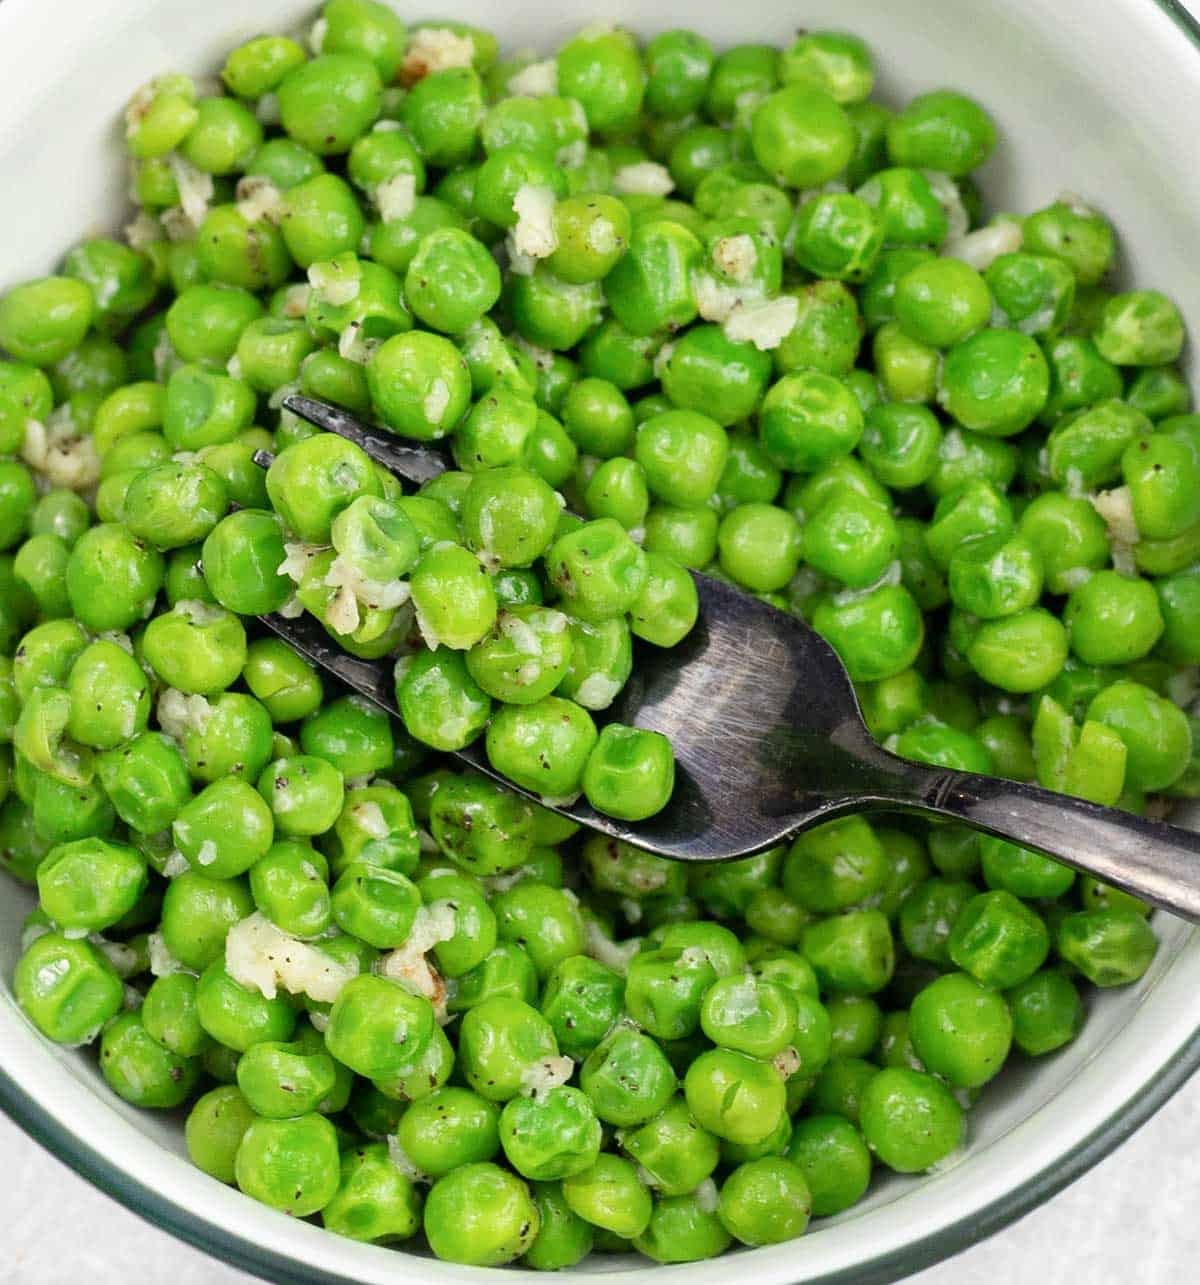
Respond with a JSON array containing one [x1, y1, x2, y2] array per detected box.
[[226, 912, 358, 1004]]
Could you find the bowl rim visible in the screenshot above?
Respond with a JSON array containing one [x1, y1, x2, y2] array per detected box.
[[3, 0, 1200, 1282], [5, 1022, 1200, 1285]]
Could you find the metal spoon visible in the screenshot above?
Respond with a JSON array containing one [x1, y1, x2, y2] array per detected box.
[[258, 394, 1200, 922]]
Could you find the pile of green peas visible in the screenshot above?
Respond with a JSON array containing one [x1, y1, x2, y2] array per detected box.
[[0, 1, 1189, 1269]]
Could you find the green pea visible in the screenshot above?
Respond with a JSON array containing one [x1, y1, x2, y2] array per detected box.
[[603, 219, 702, 338], [714, 502, 799, 593], [65, 639, 151, 751], [173, 777, 273, 879], [717, 1156, 812, 1247], [949, 889, 1050, 990], [160, 870, 253, 973], [235, 1035, 339, 1118], [759, 370, 864, 472], [515, 1178, 593, 1268], [541, 195, 631, 286], [37, 836, 146, 933], [1063, 570, 1162, 667], [0, 276, 95, 367], [14, 931, 123, 1044], [793, 192, 883, 281], [750, 84, 853, 188], [894, 257, 990, 347], [328, 860, 419, 948], [783, 1113, 871, 1216], [859, 1067, 964, 1172], [185, 1086, 257, 1185], [784, 817, 886, 913], [802, 490, 899, 588], [459, 469, 558, 571], [235, 1112, 341, 1216], [14, 686, 94, 788], [683, 1047, 786, 1146], [1125, 365, 1191, 421], [196, 952, 299, 1051], [1093, 289, 1184, 366], [99, 1010, 200, 1108], [401, 65, 485, 166], [1007, 969, 1084, 1056], [1057, 909, 1158, 987], [395, 649, 491, 752], [801, 909, 895, 995], [279, 172, 366, 268], [813, 583, 925, 684], [366, 329, 471, 439], [295, 695, 391, 780], [561, 378, 634, 458], [533, 954, 621, 1061], [313, 1139, 421, 1244], [142, 601, 246, 695], [241, 639, 324, 725], [403, 227, 501, 335], [64, 523, 163, 632], [483, 695, 594, 800], [886, 89, 995, 175], [94, 731, 188, 835], [980, 834, 1074, 899], [1040, 337, 1124, 429], [256, 754, 344, 838], [406, 541, 495, 651], [421, 1162, 539, 1266], [809, 1057, 879, 1124], [642, 28, 713, 118], [1023, 198, 1115, 285], [384, 1085, 497, 1181], [326, 784, 419, 879], [939, 328, 1050, 436], [496, 1084, 601, 1182], [580, 723, 674, 822], [324, 971, 435, 1079], [142, 972, 211, 1059]]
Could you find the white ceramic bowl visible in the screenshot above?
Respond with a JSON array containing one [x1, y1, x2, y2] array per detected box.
[[3, 0, 1200, 1280]]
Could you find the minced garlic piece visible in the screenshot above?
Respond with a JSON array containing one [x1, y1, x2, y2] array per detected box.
[[20, 417, 101, 492], [507, 58, 559, 97], [148, 931, 190, 978], [376, 172, 417, 223], [156, 689, 212, 744], [235, 175, 286, 225], [584, 919, 642, 974], [386, 1136, 431, 1182], [1090, 485, 1140, 577], [511, 184, 559, 259], [943, 221, 1023, 271], [277, 541, 327, 585], [520, 1054, 575, 1100], [612, 162, 675, 198], [401, 26, 476, 83], [124, 210, 163, 249], [376, 903, 458, 1023], [712, 233, 757, 283], [167, 153, 214, 229], [226, 912, 358, 1003], [723, 296, 800, 351], [308, 258, 361, 307]]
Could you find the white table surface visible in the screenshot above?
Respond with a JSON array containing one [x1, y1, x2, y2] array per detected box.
[[4, 1061, 1200, 1284]]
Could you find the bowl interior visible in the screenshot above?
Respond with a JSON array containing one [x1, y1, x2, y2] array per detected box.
[[2, 1, 1200, 1282]]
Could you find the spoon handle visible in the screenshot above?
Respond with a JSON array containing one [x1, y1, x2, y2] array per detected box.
[[913, 768, 1200, 921]]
